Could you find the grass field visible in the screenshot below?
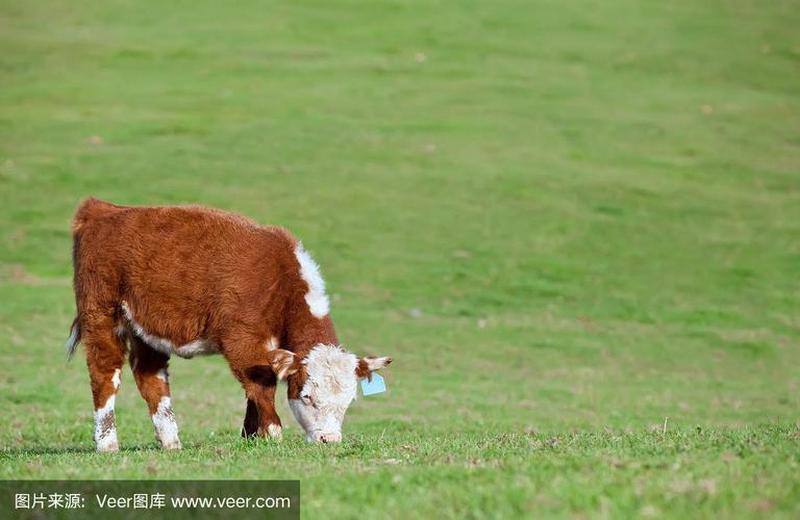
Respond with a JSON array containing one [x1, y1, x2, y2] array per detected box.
[[1, 0, 799, 518]]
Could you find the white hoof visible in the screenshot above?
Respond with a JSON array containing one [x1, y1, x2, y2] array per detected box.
[[96, 437, 119, 453], [267, 424, 283, 441], [160, 439, 182, 450]]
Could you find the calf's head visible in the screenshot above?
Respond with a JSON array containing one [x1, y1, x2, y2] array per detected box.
[[269, 344, 391, 443]]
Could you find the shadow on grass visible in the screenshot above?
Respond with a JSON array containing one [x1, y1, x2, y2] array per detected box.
[[1, 444, 160, 457]]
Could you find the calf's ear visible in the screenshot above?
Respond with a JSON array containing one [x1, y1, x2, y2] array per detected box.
[[356, 356, 393, 380], [269, 349, 300, 380]]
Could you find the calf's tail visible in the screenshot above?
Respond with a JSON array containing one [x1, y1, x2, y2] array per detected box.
[[65, 317, 80, 360]]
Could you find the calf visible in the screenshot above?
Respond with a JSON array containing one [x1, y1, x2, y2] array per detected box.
[[66, 198, 391, 452]]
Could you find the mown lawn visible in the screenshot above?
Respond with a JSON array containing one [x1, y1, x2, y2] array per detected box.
[[1, 0, 799, 518]]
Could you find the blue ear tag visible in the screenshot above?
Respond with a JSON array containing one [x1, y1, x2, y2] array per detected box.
[[360, 374, 386, 396]]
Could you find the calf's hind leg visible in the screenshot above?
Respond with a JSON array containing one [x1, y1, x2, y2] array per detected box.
[[82, 314, 126, 453], [129, 335, 182, 449]]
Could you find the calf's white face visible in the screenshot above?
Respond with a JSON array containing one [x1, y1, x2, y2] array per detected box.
[[289, 345, 357, 443], [271, 344, 391, 443]]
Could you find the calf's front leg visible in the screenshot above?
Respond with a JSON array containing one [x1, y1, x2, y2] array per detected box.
[[238, 370, 283, 440], [225, 335, 285, 440], [241, 399, 260, 438]]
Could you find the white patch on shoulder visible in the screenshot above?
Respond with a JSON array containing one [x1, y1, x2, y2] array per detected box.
[[111, 369, 121, 389], [151, 396, 181, 449], [121, 301, 218, 359], [94, 395, 118, 453], [265, 336, 279, 352], [294, 243, 330, 318]]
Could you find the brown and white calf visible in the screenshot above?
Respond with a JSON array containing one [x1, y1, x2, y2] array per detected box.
[[66, 198, 391, 452]]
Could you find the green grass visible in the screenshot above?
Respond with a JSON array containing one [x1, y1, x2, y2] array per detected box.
[[1, 0, 799, 518]]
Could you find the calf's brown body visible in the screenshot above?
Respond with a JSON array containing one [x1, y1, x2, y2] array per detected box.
[[68, 198, 387, 451]]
